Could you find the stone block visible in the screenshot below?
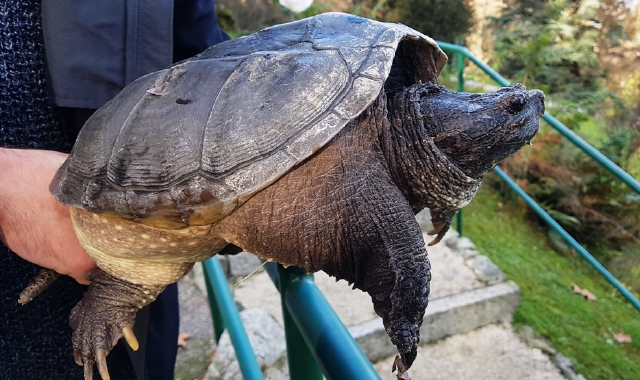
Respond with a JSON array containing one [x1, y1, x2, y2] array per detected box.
[[466, 255, 507, 285], [350, 281, 521, 362]]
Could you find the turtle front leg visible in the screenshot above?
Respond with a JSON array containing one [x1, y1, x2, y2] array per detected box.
[[69, 268, 164, 380], [340, 201, 430, 379], [358, 236, 430, 377]]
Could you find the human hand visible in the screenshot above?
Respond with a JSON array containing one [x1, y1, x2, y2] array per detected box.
[[0, 148, 95, 284]]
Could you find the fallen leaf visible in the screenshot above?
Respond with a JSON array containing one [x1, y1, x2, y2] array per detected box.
[[177, 332, 192, 348], [580, 288, 597, 302], [571, 283, 597, 302], [613, 330, 632, 343]]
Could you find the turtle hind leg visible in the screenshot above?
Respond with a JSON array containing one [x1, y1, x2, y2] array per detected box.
[[70, 268, 165, 380], [18, 268, 61, 305]]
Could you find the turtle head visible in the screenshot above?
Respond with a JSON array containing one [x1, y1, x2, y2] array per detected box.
[[419, 83, 545, 178]]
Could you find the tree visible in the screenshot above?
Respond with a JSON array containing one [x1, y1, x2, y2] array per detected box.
[[384, 0, 474, 43], [491, 0, 607, 99], [491, 1, 640, 254]]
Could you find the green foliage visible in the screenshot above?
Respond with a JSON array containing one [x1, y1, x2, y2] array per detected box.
[[351, 0, 390, 19], [382, 0, 474, 43], [216, 5, 237, 34], [501, 112, 639, 245], [599, 127, 637, 167], [462, 185, 640, 380], [488, 0, 639, 277], [294, 2, 332, 19], [490, 0, 609, 100], [216, 0, 333, 36]]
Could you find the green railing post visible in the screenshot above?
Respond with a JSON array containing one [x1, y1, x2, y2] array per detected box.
[[266, 263, 381, 380], [204, 258, 381, 379], [456, 51, 465, 236], [203, 257, 265, 379], [457, 52, 465, 92], [273, 265, 324, 380], [203, 263, 226, 342]]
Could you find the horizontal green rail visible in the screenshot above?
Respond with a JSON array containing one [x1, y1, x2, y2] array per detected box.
[[437, 41, 640, 312], [437, 41, 640, 196], [542, 112, 640, 195], [494, 167, 640, 311]]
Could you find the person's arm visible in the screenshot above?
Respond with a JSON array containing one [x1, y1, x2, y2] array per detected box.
[[0, 148, 95, 284]]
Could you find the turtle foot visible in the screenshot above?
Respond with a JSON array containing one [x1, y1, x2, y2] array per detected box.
[[427, 209, 457, 246], [69, 269, 164, 380], [18, 268, 61, 305]]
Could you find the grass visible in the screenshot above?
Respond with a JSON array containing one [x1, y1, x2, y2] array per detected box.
[[459, 184, 640, 380]]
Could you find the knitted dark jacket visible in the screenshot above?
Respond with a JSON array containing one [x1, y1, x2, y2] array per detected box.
[[0, 1, 136, 378]]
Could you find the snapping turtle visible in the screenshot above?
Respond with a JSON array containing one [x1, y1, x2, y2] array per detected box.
[[39, 12, 543, 379]]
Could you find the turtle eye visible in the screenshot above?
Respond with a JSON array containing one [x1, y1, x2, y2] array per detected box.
[[505, 94, 526, 114]]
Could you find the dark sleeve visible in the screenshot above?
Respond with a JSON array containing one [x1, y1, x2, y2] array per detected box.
[[173, 0, 231, 62], [41, 0, 173, 109]]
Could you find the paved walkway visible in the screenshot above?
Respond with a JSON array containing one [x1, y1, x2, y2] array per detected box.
[[374, 324, 563, 380]]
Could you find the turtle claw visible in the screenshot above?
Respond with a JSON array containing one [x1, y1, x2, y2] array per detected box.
[[427, 220, 448, 246], [70, 291, 134, 380], [71, 310, 126, 380], [427, 225, 447, 246], [83, 359, 94, 380], [427, 209, 457, 246], [122, 325, 139, 351], [392, 355, 412, 380], [74, 349, 83, 366], [96, 349, 111, 380]]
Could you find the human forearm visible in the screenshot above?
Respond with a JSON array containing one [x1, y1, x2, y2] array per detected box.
[[0, 148, 95, 284]]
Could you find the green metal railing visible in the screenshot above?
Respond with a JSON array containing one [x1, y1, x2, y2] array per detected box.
[[203, 257, 264, 378], [266, 263, 381, 379], [436, 41, 640, 312], [203, 256, 381, 379]]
